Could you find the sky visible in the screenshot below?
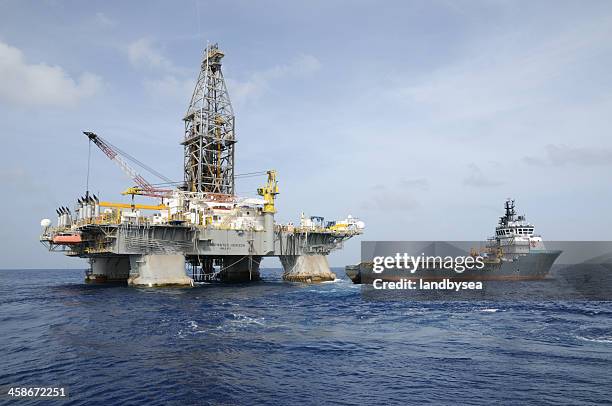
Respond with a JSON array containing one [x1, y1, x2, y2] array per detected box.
[[1, 0, 612, 269]]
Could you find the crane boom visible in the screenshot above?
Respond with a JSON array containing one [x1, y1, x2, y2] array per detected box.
[[83, 131, 172, 198]]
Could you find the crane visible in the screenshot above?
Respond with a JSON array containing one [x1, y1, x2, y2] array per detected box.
[[257, 170, 279, 213], [83, 131, 173, 199]]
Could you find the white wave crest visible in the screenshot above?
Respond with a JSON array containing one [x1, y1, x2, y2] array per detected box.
[[577, 335, 612, 344]]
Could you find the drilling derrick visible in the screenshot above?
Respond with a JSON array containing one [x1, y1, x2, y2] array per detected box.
[[183, 43, 235, 195]]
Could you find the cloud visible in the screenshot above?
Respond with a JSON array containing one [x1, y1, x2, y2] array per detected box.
[[227, 54, 322, 104], [0, 167, 32, 186], [0, 41, 102, 107], [126, 41, 320, 107], [389, 15, 612, 123], [524, 144, 612, 167], [463, 164, 503, 188], [399, 177, 429, 191], [127, 38, 185, 74], [361, 178, 425, 211], [126, 38, 194, 102], [362, 193, 420, 212], [95, 12, 115, 27], [143, 75, 194, 103]]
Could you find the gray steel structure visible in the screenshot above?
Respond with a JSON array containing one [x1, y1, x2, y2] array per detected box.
[[44, 221, 355, 283], [183, 43, 235, 195]]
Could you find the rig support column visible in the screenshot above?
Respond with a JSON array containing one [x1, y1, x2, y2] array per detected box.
[[219, 256, 262, 282], [86, 256, 131, 283], [127, 254, 193, 287], [263, 212, 274, 254], [280, 255, 336, 283]]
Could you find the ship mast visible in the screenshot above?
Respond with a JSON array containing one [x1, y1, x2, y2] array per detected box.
[[183, 43, 236, 195], [504, 199, 516, 223]]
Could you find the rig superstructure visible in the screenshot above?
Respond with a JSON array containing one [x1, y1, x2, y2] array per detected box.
[[40, 43, 364, 286]]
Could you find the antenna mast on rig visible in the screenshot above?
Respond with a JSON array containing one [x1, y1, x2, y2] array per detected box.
[[183, 43, 236, 195]]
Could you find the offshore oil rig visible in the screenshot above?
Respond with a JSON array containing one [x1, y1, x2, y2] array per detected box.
[[39, 43, 364, 286]]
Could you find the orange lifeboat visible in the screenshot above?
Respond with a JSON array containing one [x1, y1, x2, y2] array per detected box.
[[53, 234, 82, 244]]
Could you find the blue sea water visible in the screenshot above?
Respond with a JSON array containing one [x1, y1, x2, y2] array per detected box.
[[1, 268, 611, 405]]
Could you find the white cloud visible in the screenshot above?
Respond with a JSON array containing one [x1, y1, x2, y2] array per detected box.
[[126, 38, 193, 102], [524, 144, 612, 167], [126, 40, 320, 108], [463, 164, 503, 188], [389, 15, 612, 123], [143, 75, 194, 103], [0, 41, 102, 107], [127, 38, 184, 74], [227, 54, 322, 104], [400, 177, 429, 191], [0, 166, 31, 185], [361, 179, 423, 211], [362, 192, 420, 212], [95, 12, 115, 27]]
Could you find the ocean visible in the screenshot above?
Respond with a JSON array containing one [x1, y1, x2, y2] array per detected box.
[[1, 268, 611, 405]]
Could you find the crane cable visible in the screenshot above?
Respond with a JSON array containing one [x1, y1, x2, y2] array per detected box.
[[143, 171, 270, 188], [102, 138, 174, 184], [86, 138, 92, 194]]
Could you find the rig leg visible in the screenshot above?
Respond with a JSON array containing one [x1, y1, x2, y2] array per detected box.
[[219, 256, 262, 282], [280, 255, 336, 283], [86, 256, 130, 283], [127, 254, 193, 287]]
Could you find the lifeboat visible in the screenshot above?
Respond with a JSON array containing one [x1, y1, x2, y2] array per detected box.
[[53, 234, 82, 244]]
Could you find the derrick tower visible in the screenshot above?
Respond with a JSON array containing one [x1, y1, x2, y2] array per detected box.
[[183, 43, 235, 195]]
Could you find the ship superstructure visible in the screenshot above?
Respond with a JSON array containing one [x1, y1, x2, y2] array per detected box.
[[40, 43, 364, 286], [488, 199, 546, 256]]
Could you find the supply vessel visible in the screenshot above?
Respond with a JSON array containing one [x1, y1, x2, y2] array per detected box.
[[346, 199, 561, 283]]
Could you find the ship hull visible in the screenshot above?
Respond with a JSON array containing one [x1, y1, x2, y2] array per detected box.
[[347, 250, 562, 284]]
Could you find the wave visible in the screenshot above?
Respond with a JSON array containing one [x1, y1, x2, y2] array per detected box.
[[230, 313, 265, 327], [321, 278, 345, 284], [577, 335, 612, 344]]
